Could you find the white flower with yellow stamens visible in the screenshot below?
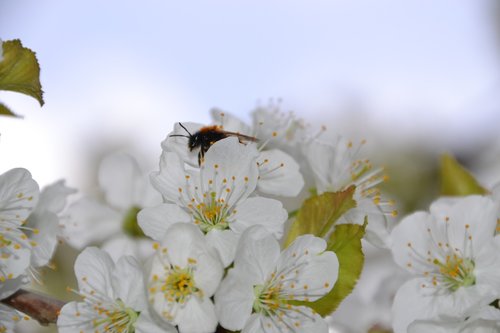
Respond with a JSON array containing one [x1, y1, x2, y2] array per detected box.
[[215, 225, 339, 333], [0, 168, 39, 298], [303, 136, 396, 247], [140, 137, 288, 266], [164, 116, 305, 198], [390, 196, 500, 333], [147, 223, 223, 333], [62, 152, 161, 261], [211, 101, 309, 158], [25, 180, 76, 283], [57, 247, 173, 333], [0, 303, 19, 333]]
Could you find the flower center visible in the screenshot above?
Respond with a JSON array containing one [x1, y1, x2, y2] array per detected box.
[[162, 267, 202, 304], [0, 234, 11, 248], [253, 282, 286, 316], [92, 299, 138, 333], [433, 254, 475, 291], [191, 192, 230, 233], [122, 206, 145, 238]]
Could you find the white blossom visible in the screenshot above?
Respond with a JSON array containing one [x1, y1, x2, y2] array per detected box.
[[211, 101, 309, 158], [164, 114, 305, 198], [140, 137, 288, 266], [0, 168, 39, 298], [304, 136, 396, 247], [147, 223, 223, 333], [0, 303, 24, 333], [390, 196, 500, 333], [62, 152, 161, 261], [408, 305, 500, 333], [25, 180, 75, 282], [215, 225, 339, 333], [57, 247, 173, 333]]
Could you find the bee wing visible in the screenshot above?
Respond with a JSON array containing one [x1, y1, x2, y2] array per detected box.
[[223, 131, 258, 142]]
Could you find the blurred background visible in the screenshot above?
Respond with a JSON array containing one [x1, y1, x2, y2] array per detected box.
[[2, 0, 500, 332]]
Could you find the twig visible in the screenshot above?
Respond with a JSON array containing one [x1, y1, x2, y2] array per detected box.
[[1, 289, 66, 325]]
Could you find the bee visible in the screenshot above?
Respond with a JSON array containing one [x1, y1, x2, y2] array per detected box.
[[169, 123, 258, 165]]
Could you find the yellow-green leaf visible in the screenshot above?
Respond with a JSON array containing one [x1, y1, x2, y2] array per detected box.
[[440, 154, 487, 196], [0, 102, 19, 117], [288, 220, 366, 316], [0, 39, 44, 106], [309, 221, 366, 316], [284, 186, 356, 248]]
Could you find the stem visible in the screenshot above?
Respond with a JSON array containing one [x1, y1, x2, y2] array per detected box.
[[1, 289, 66, 326]]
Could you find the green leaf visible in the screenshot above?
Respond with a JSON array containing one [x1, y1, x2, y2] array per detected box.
[[284, 186, 356, 248], [440, 154, 487, 196], [122, 206, 145, 238], [0, 39, 44, 106], [299, 220, 366, 316], [0, 102, 19, 117]]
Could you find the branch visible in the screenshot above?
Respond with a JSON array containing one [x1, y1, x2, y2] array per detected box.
[[1, 289, 66, 325]]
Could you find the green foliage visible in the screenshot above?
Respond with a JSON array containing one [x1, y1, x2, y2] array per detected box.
[[122, 206, 145, 238], [0, 102, 17, 117], [440, 154, 487, 196], [284, 186, 365, 316], [288, 221, 366, 316], [284, 186, 356, 247], [309, 221, 366, 316], [0, 39, 44, 117]]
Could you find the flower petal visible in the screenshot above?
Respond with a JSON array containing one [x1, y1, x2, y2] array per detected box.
[[276, 235, 338, 301], [112, 255, 147, 311], [176, 297, 218, 333], [0, 244, 31, 282], [204, 228, 239, 268], [201, 137, 259, 207], [150, 151, 193, 204], [74, 247, 115, 300], [0, 168, 39, 224], [63, 197, 122, 249], [391, 278, 438, 333], [390, 211, 435, 273], [134, 310, 178, 333], [211, 108, 252, 135], [242, 309, 328, 333], [256, 149, 304, 197], [215, 269, 254, 331], [37, 179, 76, 214], [160, 223, 209, 268], [27, 210, 58, 267], [138, 204, 191, 241], [57, 301, 95, 333], [98, 152, 144, 210], [441, 196, 498, 257], [234, 225, 280, 285], [0, 274, 29, 299], [0, 304, 17, 333], [100, 235, 154, 262], [231, 197, 287, 238]]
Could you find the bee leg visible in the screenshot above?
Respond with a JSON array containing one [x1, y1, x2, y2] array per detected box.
[[198, 150, 205, 166]]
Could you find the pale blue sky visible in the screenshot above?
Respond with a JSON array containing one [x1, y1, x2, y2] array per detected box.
[[0, 0, 499, 186]]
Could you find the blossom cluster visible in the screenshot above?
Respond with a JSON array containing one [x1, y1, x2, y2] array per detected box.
[[0, 169, 75, 332], [0, 104, 398, 333], [54, 106, 392, 333], [3, 36, 500, 333], [8, 104, 500, 333]]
